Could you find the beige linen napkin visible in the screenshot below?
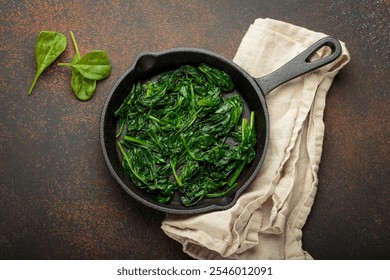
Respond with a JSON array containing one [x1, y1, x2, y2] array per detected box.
[[161, 18, 350, 259]]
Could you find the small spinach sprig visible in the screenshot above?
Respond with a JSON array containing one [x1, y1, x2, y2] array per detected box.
[[58, 31, 111, 100], [28, 31, 67, 95], [28, 30, 111, 100]]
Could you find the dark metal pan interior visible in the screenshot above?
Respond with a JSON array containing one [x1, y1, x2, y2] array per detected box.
[[100, 48, 269, 214]]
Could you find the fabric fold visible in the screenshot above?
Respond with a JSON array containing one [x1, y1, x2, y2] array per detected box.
[[162, 18, 350, 260]]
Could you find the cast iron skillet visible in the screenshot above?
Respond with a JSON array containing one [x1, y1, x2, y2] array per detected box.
[[100, 37, 342, 214]]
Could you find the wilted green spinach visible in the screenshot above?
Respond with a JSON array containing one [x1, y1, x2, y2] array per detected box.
[[115, 64, 257, 206], [28, 31, 67, 95], [58, 31, 111, 100]]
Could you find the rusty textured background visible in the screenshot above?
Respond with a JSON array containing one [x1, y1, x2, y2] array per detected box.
[[0, 0, 389, 259]]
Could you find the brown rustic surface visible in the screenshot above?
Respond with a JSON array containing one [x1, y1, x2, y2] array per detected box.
[[0, 0, 389, 260]]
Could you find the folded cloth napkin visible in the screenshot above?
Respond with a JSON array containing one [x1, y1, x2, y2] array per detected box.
[[161, 18, 350, 259]]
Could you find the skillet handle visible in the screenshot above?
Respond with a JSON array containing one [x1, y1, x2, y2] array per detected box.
[[255, 36, 342, 95]]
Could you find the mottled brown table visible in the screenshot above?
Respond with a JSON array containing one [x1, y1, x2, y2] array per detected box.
[[1, 0, 389, 259]]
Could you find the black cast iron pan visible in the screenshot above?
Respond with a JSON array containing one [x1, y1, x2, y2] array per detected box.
[[100, 37, 342, 214]]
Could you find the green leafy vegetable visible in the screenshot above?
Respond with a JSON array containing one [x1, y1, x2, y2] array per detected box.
[[115, 64, 257, 206], [198, 63, 234, 92], [58, 31, 111, 100], [28, 31, 67, 95], [68, 31, 97, 100], [58, 50, 111, 80]]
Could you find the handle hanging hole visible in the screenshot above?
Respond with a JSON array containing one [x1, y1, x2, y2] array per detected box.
[[305, 45, 333, 63]]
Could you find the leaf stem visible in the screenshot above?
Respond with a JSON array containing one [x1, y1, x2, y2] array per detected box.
[[118, 141, 147, 184], [123, 135, 153, 148], [69, 31, 80, 58], [180, 136, 202, 161], [28, 72, 40, 95], [205, 183, 238, 198], [228, 160, 246, 187], [57, 63, 72, 67], [170, 157, 183, 187], [250, 111, 255, 130], [241, 118, 248, 141], [148, 115, 164, 125], [115, 118, 124, 138]]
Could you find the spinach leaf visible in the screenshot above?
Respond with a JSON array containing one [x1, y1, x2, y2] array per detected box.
[[28, 31, 67, 95], [198, 63, 234, 92], [70, 68, 97, 100], [68, 31, 97, 100], [58, 50, 111, 80], [116, 64, 257, 206], [58, 31, 111, 100]]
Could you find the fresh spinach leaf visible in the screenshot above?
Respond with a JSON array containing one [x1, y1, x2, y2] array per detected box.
[[70, 69, 97, 100], [58, 50, 111, 80], [28, 31, 67, 95], [68, 31, 97, 100], [58, 31, 111, 100]]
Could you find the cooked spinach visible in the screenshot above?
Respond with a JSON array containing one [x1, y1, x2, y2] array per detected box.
[[28, 31, 67, 95], [115, 64, 256, 206]]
